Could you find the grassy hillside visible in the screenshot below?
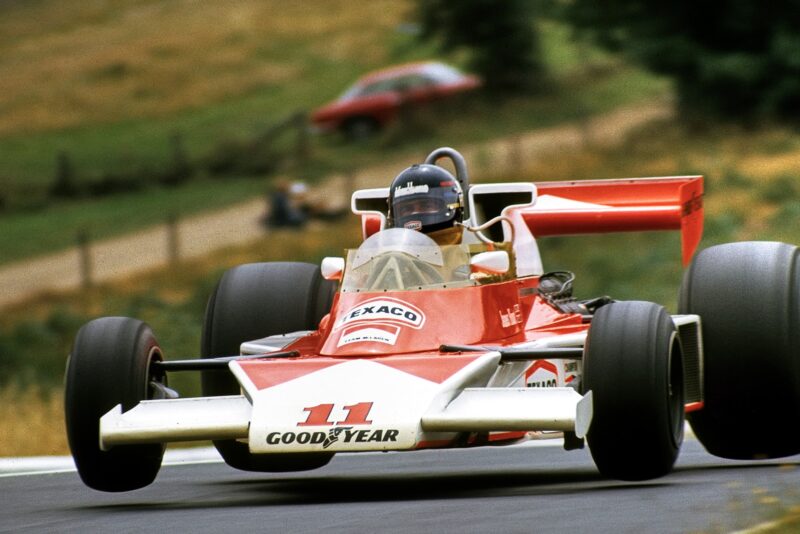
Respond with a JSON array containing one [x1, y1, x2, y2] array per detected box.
[[0, 0, 408, 137], [0, 0, 415, 188], [0, 0, 669, 263]]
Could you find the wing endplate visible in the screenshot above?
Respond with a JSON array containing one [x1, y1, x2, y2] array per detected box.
[[520, 176, 704, 265]]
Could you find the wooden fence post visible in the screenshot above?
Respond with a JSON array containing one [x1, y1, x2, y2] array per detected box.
[[77, 229, 92, 288]]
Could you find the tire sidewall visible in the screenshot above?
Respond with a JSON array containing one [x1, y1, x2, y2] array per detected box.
[[584, 301, 684, 480], [64, 316, 164, 491], [680, 241, 800, 458]]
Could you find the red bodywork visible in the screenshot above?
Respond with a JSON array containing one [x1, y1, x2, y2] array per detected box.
[[530, 176, 704, 266], [240, 282, 584, 447], [311, 62, 481, 133], [237, 175, 704, 447], [277, 280, 584, 359]]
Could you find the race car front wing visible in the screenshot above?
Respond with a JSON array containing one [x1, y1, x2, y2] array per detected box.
[[99, 352, 593, 453]]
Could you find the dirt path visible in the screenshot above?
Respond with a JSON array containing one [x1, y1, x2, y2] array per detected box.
[[0, 101, 671, 309]]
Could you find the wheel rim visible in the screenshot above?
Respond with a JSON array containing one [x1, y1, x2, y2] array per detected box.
[[667, 332, 685, 448], [145, 345, 167, 400]]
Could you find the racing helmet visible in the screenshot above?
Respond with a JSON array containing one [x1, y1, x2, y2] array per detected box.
[[388, 164, 463, 234]]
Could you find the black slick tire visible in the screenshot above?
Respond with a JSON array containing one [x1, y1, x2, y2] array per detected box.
[[679, 241, 800, 459], [201, 262, 336, 472], [584, 301, 684, 481], [64, 317, 165, 492]]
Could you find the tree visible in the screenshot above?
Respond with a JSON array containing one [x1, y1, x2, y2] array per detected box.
[[418, 0, 543, 93], [559, 0, 800, 123]]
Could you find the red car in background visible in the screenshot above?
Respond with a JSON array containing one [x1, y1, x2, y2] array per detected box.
[[311, 61, 481, 139]]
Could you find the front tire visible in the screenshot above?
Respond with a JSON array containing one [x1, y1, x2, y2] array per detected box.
[[584, 301, 684, 481], [201, 262, 336, 472], [64, 317, 165, 491], [679, 241, 800, 459]]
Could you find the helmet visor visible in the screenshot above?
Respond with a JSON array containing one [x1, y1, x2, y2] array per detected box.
[[394, 197, 445, 219]]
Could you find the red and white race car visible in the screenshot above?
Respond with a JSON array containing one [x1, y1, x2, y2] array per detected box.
[[65, 147, 800, 492]]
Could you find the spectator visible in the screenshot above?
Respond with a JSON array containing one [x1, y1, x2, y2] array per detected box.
[[266, 179, 307, 228]]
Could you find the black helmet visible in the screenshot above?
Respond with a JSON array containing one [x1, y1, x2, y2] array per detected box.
[[388, 164, 463, 233]]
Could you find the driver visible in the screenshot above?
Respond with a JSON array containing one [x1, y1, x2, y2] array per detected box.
[[387, 164, 464, 246]]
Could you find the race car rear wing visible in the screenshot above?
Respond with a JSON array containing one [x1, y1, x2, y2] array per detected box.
[[352, 176, 704, 266], [517, 176, 704, 266]]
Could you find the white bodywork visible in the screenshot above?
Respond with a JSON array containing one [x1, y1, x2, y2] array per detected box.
[[100, 350, 593, 453], [99, 314, 702, 454], [99, 172, 705, 456]]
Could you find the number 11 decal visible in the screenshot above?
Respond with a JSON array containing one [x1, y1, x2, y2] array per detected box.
[[297, 402, 374, 426]]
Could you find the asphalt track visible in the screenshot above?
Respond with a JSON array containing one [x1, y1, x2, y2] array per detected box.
[[2, 439, 799, 533]]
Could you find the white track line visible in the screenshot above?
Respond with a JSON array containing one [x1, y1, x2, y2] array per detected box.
[[0, 446, 222, 477]]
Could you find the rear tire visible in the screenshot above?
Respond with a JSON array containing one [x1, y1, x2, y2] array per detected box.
[[65, 317, 165, 491], [679, 241, 800, 459], [584, 301, 684, 481], [201, 262, 336, 472]]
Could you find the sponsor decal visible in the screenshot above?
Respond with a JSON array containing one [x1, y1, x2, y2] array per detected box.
[[265, 427, 400, 449], [404, 220, 423, 230], [336, 297, 425, 330], [298, 402, 374, 427], [682, 191, 703, 216], [324, 426, 349, 448], [527, 378, 558, 388], [499, 304, 522, 328], [526, 359, 559, 388], [338, 324, 400, 347], [394, 182, 429, 197]]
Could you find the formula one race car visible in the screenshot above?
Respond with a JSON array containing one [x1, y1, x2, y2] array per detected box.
[[64, 147, 800, 492]]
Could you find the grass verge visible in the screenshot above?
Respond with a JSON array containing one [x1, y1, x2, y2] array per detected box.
[[0, 176, 269, 264], [0, 384, 67, 457]]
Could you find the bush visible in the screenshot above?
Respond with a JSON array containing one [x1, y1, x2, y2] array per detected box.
[[0, 308, 83, 388], [50, 151, 81, 198], [204, 136, 281, 177], [559, 0, 800, 124], [85, 169, 149, 197], [418, 0, 544, 93], [759, 174, 799, 203]]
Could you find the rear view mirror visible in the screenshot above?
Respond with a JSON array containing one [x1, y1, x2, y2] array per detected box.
[[470, 251, 509, 275], [321, 257, 345, 281]]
